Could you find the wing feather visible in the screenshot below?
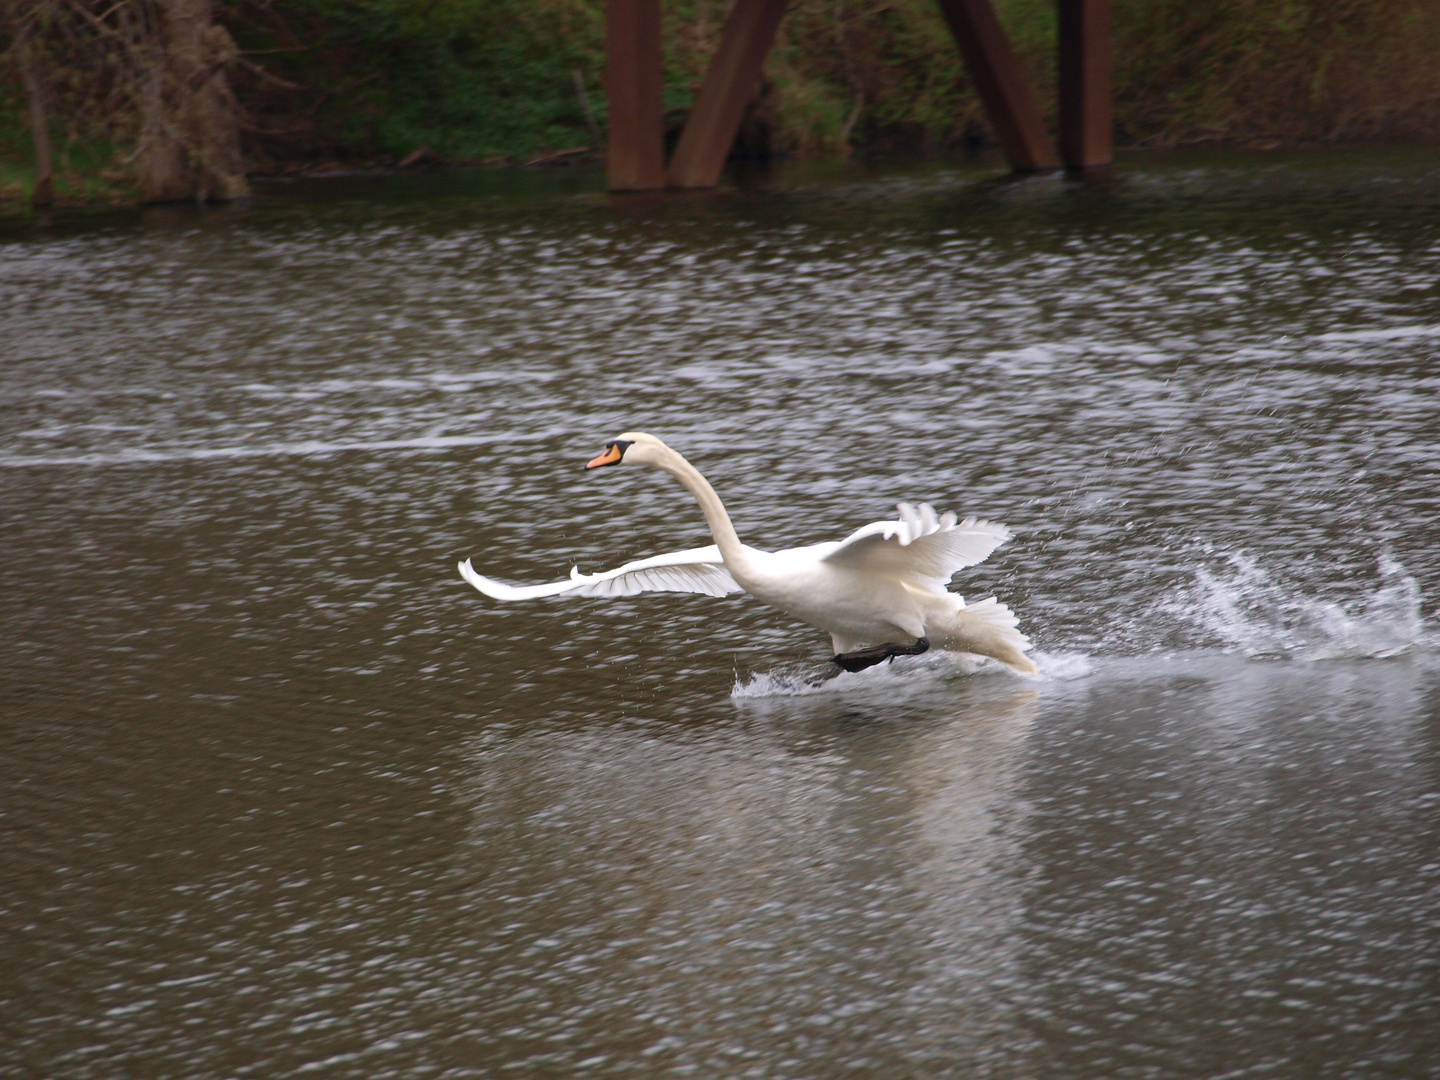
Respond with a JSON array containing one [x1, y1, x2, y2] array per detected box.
[[820, 502, 1012, 589], [459, 544, 741, 602]]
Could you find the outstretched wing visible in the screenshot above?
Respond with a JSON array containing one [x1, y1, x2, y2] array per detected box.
[[459, 544, 741, 601], [821, 502, 1012, 589]]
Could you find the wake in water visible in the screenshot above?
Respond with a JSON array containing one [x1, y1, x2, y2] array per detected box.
[[731, 649, 1091, 700], [733, 652, 985, 700], [1180, 553, 1424, 661]]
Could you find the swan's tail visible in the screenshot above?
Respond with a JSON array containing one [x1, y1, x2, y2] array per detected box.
[[930, 595, 1038, 675]]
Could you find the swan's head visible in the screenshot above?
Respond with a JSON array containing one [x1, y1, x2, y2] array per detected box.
[[584, 431, 668, 470]]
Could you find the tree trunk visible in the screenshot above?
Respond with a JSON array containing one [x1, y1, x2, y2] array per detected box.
[[7, 3, 53, 206], [136, 0, 248, 202]]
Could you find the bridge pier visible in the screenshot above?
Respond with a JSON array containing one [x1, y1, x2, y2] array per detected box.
[[934, 0, 1058, 172], [1058, 0, 1113, 173], [605, 0, 666, 191], [604, 0, 1112, 191], [667, 0, 789, 189]]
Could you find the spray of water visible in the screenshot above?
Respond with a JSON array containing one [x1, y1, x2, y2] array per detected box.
[[730, 649, 1092, 700], [1185, 553, 1423, 660], [731, 554, 1423, 700]]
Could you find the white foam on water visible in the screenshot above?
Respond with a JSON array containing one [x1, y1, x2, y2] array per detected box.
[[0, 429, 571, 469], [1178, 553, 1424, 661], [1315, 323, 1440, 343], [729, 648, 1059, 701], [1030, 651, 1095, 680]]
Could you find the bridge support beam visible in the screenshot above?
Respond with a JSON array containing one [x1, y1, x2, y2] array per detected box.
[[605, 0, 1111, 190], [934, 0, 1059, 172], [1058, 0, 1113, 172], [606, 0, 666, 191], [666, 0, 788, 189]]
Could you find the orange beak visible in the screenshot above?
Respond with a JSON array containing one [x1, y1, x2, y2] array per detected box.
[[584, 443, 624, 470]]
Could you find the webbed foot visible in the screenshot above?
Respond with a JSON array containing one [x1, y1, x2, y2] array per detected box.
[[832, 637, 930, 673]]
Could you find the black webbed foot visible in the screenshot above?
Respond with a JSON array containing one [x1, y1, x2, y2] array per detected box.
[[832, 637, 930, 673]]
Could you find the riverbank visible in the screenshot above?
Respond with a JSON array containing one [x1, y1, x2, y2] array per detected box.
[[2, 0, 1438, 205], [6, 143, 1440, 236]]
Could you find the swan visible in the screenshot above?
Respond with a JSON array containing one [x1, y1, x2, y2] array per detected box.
[[458, 432, 1037, 675]]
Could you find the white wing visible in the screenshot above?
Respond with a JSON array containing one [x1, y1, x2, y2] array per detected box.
[[459, 544, 741, 601], [820, 502, 1012, 589]]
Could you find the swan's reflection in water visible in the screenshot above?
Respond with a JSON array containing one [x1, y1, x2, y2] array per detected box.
[[450, 679, 1039, 1076], [898, 686, 1039, 1071]]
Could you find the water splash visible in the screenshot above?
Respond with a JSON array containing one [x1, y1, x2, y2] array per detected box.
[[1030, 651, 1095, 680], [730, 651, 1000, 700], [728, 649, 1091, 700], [1184, 554, 1423, 660]]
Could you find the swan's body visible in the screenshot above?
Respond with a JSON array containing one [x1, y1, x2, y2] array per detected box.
[[458, 432, 1037, 675]]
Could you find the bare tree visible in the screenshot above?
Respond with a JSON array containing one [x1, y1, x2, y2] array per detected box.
[[7, 0, 250, 202], [5, 0, 55, 205], [133, 0, 248, 201]]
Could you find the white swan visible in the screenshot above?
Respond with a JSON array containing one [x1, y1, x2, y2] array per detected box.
[[458, 432, 1037, 674]]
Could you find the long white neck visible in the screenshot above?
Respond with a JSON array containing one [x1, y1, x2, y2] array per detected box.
[[651, 444, 756, 576]]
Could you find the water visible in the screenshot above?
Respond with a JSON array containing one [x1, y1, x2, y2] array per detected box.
[[3, 150, 1439, 1078]]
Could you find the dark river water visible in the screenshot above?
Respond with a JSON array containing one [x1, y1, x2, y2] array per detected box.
[[3, 150, 1439, 1078]]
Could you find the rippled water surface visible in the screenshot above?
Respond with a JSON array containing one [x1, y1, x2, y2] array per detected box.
[[4, 151, 1440, 1078]]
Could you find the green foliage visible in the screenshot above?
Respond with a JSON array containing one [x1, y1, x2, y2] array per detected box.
[[0, 84, 132, 205], [228, 0, 1068, 161], [236, 0, 610, 159], [0, 84, 29, 161]]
